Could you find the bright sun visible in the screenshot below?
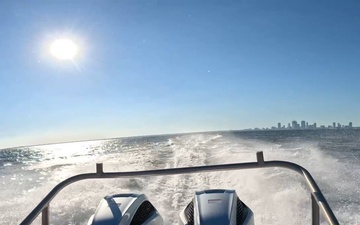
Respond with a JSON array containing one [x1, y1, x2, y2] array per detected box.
[[50, 39, 78, 60]]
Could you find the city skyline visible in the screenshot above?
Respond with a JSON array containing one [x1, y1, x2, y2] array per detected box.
[[248, 120, 356, 131]]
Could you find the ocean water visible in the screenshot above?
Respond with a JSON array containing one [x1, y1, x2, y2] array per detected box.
[[0, 130, 359, 225]]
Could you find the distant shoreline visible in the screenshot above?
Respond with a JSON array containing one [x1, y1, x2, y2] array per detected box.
[[239, 127, 360, 131]]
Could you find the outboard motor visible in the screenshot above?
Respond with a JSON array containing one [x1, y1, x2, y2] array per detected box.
[[179, 189, 254, 225], [88, 193, 163, 225]]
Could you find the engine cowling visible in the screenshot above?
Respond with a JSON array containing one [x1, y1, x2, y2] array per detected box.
[[88, 193, 164, 225], [179, 189, 254, 225]]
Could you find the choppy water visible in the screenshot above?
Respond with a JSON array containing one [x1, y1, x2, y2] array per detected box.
[[1, 130, 359, 225]]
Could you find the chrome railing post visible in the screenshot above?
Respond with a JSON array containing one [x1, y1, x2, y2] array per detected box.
[[311, 194, 320, 225], [41, 205, 49, 225]]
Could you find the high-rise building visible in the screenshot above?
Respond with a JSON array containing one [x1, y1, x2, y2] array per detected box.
[[349, 122, 353, 128], [314, 123, 317, 128], [278, 123, 281, 129], [333, 122, 336, 128], [301, 120, 306, 129], [337, 123, 341, 128], [292, 120, 298, 129], [306, 122, 308, 128]]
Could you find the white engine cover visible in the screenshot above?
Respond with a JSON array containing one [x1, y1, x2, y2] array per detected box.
[[88, 193, 163, 225]]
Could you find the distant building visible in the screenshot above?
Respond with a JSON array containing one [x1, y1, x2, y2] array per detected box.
[[338, 123, 341, 128], [333, 122, 336, 128], [278, 123, 281, 129], [292, 121, 298, 129], [349, 122, 353, 128], [314, 123, 317, 128], [306, 122, 308, 128], [301, 121, 306, 129]]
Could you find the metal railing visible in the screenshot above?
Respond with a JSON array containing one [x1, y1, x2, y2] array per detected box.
[[20, 152, 340, 225]]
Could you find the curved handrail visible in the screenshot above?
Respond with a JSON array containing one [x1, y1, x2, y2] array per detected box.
[[20, 152, 340, 225]]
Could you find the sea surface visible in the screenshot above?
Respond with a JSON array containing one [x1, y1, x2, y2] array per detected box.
[[0, 130, 359, 225]]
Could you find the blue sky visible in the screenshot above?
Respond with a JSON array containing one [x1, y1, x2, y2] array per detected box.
[[1, 0, 359, 148]]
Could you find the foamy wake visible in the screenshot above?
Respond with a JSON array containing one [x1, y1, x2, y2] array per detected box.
[[145, 134, 312, 225]]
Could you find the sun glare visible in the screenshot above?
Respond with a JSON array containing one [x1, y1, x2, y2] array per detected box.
[[50, 39, 78, 60]]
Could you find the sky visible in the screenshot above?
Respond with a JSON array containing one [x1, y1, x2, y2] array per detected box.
[[0, 0, 360, 148]]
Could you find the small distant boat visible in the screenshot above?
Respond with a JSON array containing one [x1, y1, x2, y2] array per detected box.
[[20, 152, 339, 225]]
